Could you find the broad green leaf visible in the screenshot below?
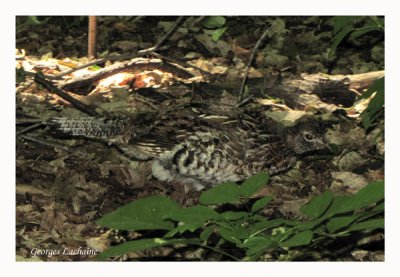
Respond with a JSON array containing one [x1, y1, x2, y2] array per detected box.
[[164, 222, 203, 238], [219, 228, 241, 244], [242, 236, 275, 260], [324, 195, 352, 216], [326, 215, 360, 233], [200, 225, 215, 242], [249, 219, 286, 234], [297, 217, 327, 231], [251, 195, 273, 213], [240, 172, 269, 198], [300, 191, 334, 219], [279, 230, 314, 248], [221, 211, 248, 221], [200, 182, 241, 205], [211, 26, 228, 42], [347, 218, 384, 232], [96, 238, 201, 260], [202, 16, 226, 29], [168, 205, 220, 225], [328, 181, 384, 215], [218, 226, 249, 244], [96, 195, 179, 231]]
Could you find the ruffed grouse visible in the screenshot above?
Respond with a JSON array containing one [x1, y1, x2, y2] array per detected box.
[[47, 103, 328, 190]]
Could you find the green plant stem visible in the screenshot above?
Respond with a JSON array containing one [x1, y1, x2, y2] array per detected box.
[[196, 243, 241, 261]]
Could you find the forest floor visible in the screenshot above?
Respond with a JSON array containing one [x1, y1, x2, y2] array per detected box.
[[15, 16, 384, 261]]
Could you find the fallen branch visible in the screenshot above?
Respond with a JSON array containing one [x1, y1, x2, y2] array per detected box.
[[34, 74, 100, 116], [58, 58, 196, 95]]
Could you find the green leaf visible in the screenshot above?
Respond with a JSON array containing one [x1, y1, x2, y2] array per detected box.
[[218, 225, 250, 244], [328, 181, 384, 215], [96, 238, 201, 260], [361, 77, 384, 129], [168, 205, 221, 225], [359, 77, 384, 100], [200, 225, 215, 242], [279, 230, 314, 248], [221, 211, 248, 221], [297, 217, 327, 231], [242, 236, 275, 260], [219, 227, 242, 244], [300, 191, 334, 219], [200, 182, 241, 205], [331, 16, 362, 34], [164, 222, 203, 238], [89, 64, 103, 71], [211, 26, 228, 42], [326, 215, 361, 233], [346, 218, 384, 232], [202, 16, 226, 29], [240, 172, 269, 198], [96, 195, 179, 231], [349, 25, 381, 40], [251, 195, 273, 213], [329, 24, 353, 57], [249, 219, 286, 234], [372, 202, 384, 212]]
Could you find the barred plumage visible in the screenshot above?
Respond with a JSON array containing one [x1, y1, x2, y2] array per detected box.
[[46, 104, 328, 190]]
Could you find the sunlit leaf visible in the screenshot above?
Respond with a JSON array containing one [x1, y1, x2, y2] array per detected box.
[[202, 16, 226, 29]]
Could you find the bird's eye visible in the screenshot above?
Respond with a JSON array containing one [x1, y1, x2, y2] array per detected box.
[[304, 133, 314, 141]]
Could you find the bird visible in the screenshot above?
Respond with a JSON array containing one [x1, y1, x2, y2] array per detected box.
[[46, 103, 329, 191]]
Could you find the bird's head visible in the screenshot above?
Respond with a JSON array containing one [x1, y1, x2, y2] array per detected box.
[[284, 118, 329, 156]]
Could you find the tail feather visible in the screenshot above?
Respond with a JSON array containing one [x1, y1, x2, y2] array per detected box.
[[46, 117, 127, 140]]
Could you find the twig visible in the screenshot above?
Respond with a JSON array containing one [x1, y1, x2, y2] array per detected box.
[[150, 51, 213, 78], [133, 94, 158, 110], [19, 134, 85, 155], [235, 95, 254, 107], [17, 122, 43, 135], [138, 16, 186, 55], [34, 73, 100, 117], [238, 25, 272, 102]]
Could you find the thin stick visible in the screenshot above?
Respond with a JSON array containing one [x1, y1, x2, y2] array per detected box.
[[238, 25, 272, 102], [150, 51, 213, 77], [138, 16, 186, 55], [17, 122, 43, 135], [19, 134, 81, 155], [34, 74, 99, 117]]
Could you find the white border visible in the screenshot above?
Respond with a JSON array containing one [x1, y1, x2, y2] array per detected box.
[[2, 0, 399, 276]]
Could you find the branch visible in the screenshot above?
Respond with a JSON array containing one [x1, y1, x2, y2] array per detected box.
[[138, 16, 186, 55], [34, 74, 99, 117], [238, 25, 272, 102]]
